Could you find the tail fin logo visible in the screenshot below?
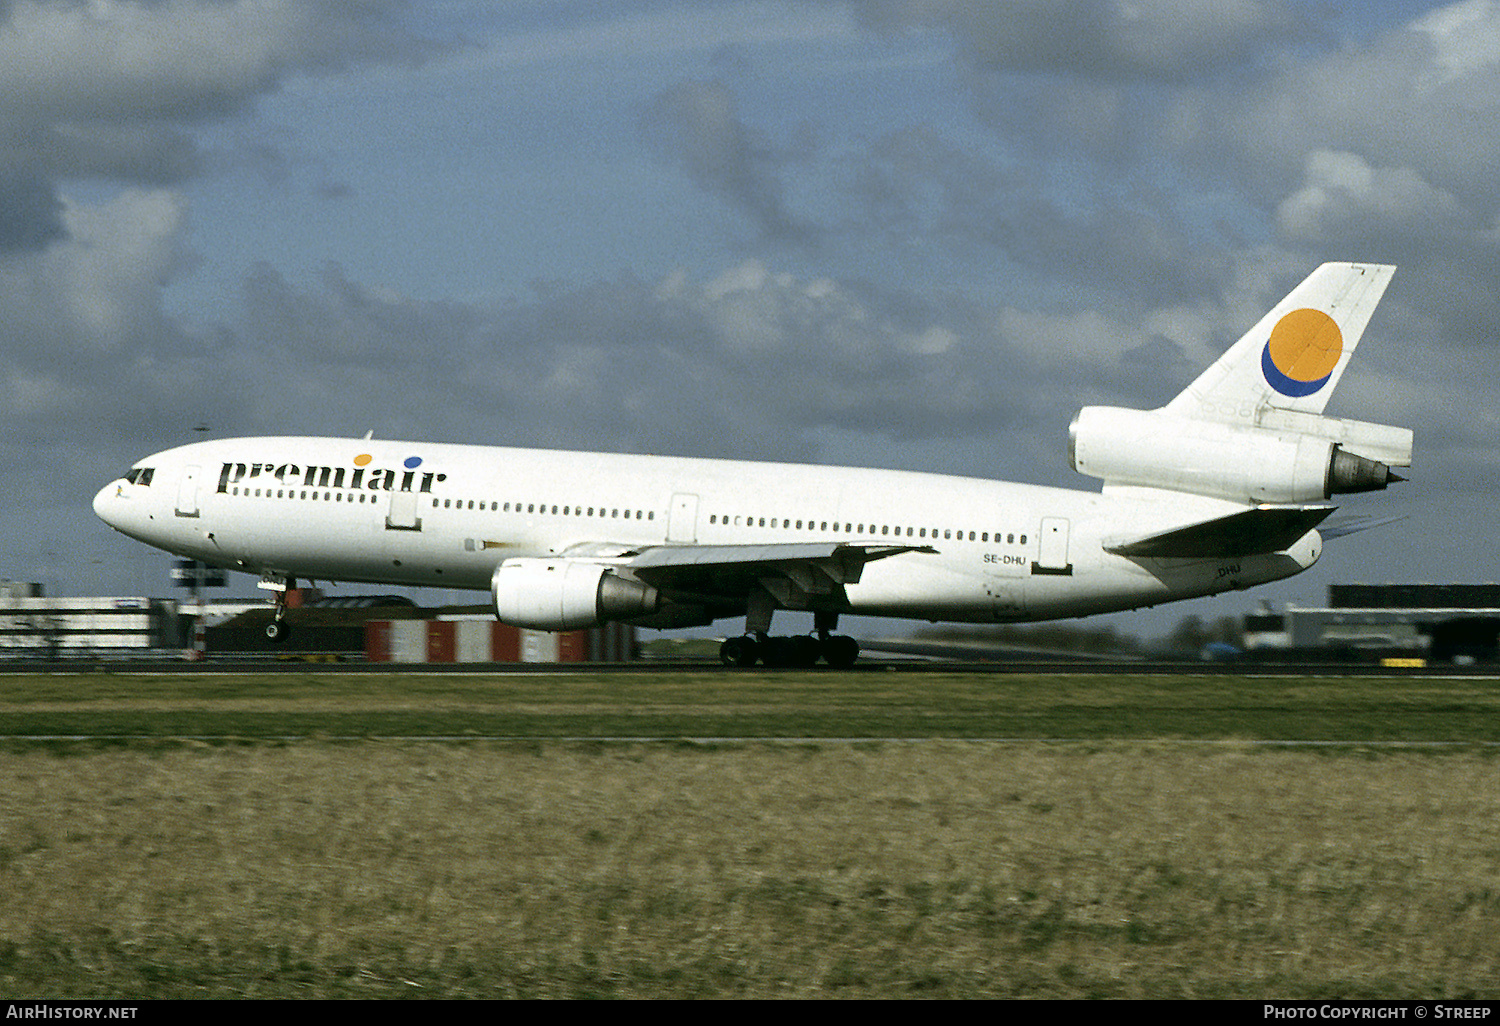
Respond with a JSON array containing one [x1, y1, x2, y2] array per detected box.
[[1262, 308, 1343, 397]]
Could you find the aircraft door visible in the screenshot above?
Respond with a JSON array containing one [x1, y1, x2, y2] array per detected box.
[[667, 493, 698, 543], [175, 465, 201, 518], [385, 491, 422, 532], [1033, 517, 1073, 575]]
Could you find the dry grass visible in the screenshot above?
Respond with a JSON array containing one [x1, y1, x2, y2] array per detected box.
[[2, 740, 1499, 998]]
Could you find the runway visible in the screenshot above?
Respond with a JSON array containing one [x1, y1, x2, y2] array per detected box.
[[1, 652, 1494, 677]]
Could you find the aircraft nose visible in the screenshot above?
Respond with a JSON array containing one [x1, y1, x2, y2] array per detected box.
[[93, 480, 124, 528]]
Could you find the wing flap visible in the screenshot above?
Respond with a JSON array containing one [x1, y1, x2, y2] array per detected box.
[[626, 542, 933, 601], [1104, 505, 1334, 558]]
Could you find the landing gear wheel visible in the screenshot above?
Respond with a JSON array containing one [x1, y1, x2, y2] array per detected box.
[[788, 635, 821, 668], [719, 635, 759, 667], [264, 620, 291, 644], [760, 636, 796, 667], [821, 635, 859, 668]]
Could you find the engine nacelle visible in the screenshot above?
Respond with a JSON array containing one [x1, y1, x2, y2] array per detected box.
[[1069, 406, 1401, 504], [491, 558, 660, 631]]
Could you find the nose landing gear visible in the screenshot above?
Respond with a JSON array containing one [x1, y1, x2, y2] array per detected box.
[[260, 574, 294, 644]]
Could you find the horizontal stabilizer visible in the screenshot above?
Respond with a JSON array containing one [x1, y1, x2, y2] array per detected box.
[[1104, 505, 1334, 558], [1319, 512, 1408, 540]]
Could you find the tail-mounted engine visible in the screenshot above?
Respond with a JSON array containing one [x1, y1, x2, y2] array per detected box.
[[492, 558, 660, 631], [1069, 406, 1411, 504]]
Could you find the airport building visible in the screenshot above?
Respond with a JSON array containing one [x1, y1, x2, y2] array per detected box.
[[0, 580, 635, 663], [1245, 584, 1500, 663], [1, 581, 186, 655]]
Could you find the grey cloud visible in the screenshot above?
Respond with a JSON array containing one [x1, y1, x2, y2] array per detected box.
[[845, 2, 1500, 357], [0, 173, 65, 253], [0, 0, 449, 189], [0, 189, 195, 364], [641, 79, 811, 240], [219, 259, 1173, 466], [846, 124, 1235, 310], [0, 0, 443, 124], [854, 0, 1306, 82]]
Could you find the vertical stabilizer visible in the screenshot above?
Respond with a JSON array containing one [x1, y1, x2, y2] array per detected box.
[[1166, 262, 1395, 422]]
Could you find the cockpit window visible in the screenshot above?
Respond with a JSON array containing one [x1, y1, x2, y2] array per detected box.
[[124, 467, 154, 486]]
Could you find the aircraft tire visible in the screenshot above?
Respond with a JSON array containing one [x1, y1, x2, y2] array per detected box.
[[759, 637, 787, 667], [264, 620, 291, 644], [789, 635, 821, 668], [719, 635, 759, 667], [822, 635, 859, 668]]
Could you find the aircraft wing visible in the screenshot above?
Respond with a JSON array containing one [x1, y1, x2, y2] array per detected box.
[[625, 541, 934, 607], [1103, 505, 1335, 559]]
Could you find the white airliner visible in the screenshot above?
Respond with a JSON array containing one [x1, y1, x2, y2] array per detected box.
[[95, 262, 1411, 666]]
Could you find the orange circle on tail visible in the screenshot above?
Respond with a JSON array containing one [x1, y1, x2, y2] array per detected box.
[[1263, 308, 1342, 397]]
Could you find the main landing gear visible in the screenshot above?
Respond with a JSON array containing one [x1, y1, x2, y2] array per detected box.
[[718, 611, 860, 668]]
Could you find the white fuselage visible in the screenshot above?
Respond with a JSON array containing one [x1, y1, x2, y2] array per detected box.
[[93, 436, 1320, 628]]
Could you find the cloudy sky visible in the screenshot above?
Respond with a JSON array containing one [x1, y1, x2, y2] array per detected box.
[[4, 0, 1497, 637]]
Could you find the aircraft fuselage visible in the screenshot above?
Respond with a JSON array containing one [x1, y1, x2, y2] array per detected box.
[[94, 435, 1317, 626]]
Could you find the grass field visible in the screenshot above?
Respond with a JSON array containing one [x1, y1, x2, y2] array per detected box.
[[1, 670, 1498, 998], [3, 668, 1500, 741]]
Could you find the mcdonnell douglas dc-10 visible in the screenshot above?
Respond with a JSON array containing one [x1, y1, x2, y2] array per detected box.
[[95, 263, 1411, 666]]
